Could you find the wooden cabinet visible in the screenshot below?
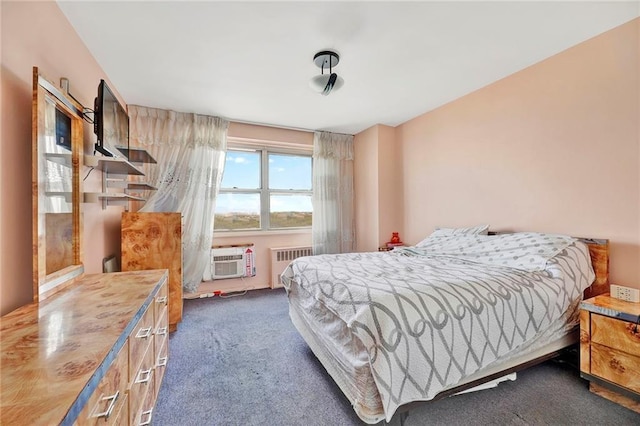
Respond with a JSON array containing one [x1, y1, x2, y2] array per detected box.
[[0, 270, 168, 425], [122, 212, 183, 332], [580, 294, 640, 413]]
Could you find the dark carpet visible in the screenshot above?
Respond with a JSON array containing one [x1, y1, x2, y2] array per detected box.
[[153, 288, 640, 425]]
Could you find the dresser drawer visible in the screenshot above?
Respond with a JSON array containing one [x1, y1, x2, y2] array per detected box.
[[76, 341, 129, 425], [591, 314, 640, 357], [132, 372, 157, 426], [154, 337, 169, 400], [129, 343, 155, 425], [154, 306, 169, 357], [129, 305, 154, 380], [591, 343, 640, 393], [109, 392, 128, 426], [154, 282, 168, 326]]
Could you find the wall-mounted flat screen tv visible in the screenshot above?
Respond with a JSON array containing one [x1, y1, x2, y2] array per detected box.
[[94, 79, 128, 158]]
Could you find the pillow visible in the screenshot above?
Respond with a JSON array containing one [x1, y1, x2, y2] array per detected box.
[[415, 224, 489, 247]]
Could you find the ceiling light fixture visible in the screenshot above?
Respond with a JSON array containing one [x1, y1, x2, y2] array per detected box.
[[309, 50, 344, 96]]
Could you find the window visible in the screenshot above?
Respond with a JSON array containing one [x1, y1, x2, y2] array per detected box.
[[214, 148, 312, 231]]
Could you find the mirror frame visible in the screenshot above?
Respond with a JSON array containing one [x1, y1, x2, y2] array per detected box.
[[32, 67, 84, 302]]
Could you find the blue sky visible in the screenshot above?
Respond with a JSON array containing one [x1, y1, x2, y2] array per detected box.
[[215, 151, 312, 214]]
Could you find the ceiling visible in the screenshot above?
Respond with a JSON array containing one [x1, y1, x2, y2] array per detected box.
[[57, 1, 639, 135]]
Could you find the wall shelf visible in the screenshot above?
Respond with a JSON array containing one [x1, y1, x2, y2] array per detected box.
[[83, 149, 156, 210], [84, 192, 146, 204], [126, 182, 157, 191], [115, 146, 157, 164], [105, 178, 157, 191], [84, 155, 145, 176]]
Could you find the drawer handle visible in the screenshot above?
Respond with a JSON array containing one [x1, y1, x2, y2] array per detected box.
[[157, 356, 168, 368], [92, 390, 119, 419], [156, 296, 168, 305], [135, 368, 152, 384], [156, 326, 168, 336], [135, 327, 152, 339], [139, 408, 153, 426]]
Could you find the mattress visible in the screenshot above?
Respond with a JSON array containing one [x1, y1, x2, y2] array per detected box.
[[282, 233, 595, 423]]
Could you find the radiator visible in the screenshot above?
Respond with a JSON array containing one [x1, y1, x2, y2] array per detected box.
[[270, 246, 312, 288]]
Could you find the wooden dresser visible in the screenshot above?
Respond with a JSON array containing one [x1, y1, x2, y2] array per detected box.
[[122, 212, 183, 332], [580, 294, 640, 413], [0, 270, 169, 425]]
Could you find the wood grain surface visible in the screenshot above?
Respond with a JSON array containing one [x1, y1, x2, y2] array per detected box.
[[32, 67, 84, 302], [591, 314, 640, 357], [76, 340, 129, 425], [581, 295, 640, 412], [579, 310, 591, 373], [122, 212, 183, 331], [45, 212, 74, 274], [590, 383, 640, 414], [591, 344, 640, 393], [0, 270, 166, 425], [583, 241, 609, 299]]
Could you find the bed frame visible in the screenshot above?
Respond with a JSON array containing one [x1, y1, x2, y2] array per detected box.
[[392, 237, 610, 423]]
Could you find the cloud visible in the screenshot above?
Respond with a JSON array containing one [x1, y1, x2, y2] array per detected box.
[[226, 155, 249, 164], [276, 167, 285, 172]]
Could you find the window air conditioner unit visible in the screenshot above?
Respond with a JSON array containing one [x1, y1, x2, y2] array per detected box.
[[211, 245, 255, 280]]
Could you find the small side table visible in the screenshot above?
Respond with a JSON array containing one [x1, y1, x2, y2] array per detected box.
[[580, 294, 640, 413]]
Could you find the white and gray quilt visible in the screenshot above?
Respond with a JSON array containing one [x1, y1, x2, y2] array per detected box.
[[282, 233, 595, 421]]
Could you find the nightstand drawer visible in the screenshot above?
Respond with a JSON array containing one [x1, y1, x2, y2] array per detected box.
[[591, 314, 640, 357], [580, 294, 640, 414], [592, 343, 640, 393]]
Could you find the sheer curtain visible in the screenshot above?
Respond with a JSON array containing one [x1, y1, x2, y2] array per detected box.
[[312, 131, 355, 254], [128, 105, 228, 293]]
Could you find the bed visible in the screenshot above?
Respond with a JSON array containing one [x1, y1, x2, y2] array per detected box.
[[281, 230, 609, 424]]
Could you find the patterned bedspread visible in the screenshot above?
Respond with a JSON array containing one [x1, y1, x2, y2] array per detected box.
[[282, 233, 595, 421]]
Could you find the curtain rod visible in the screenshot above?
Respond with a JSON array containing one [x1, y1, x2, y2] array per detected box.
[[129, 105, 353, 136], [229, 117, 314, 133], [228, 117, 354, 137]]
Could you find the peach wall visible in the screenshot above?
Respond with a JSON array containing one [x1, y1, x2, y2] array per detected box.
[[354, 126, 380, 251], [1, 1, 124, 315], [377, 125, 404, 246], [397, 18, 639, 288], [354, 124, 404, 251]]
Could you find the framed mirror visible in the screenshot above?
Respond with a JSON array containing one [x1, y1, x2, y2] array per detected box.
[[32, 67, 84, 301]]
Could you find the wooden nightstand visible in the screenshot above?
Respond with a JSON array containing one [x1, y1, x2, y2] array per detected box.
[[580, 294, 640, 413]]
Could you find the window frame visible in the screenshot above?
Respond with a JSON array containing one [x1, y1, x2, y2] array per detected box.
[[215, 144, 313, 233]]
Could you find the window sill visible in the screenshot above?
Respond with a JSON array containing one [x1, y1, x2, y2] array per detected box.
[[213, 228, 311, 238]]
